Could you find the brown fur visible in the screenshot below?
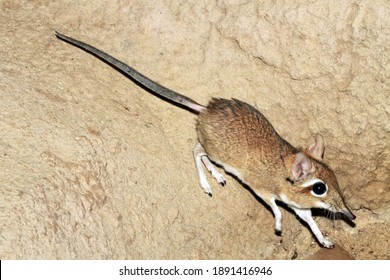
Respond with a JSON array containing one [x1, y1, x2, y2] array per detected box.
[[197, 98, 351, 213]]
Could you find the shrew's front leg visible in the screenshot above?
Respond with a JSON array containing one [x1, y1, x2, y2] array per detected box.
[[292, 207, 334, 248]]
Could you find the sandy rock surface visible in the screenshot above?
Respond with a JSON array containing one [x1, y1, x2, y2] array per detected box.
[[0, 0, 389, 259]]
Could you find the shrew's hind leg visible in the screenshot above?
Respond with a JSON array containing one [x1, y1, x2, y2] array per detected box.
[[193, 143, 226, 196]]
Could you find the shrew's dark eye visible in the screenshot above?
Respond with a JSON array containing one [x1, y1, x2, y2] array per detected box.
[[312, 182, 327, 196]]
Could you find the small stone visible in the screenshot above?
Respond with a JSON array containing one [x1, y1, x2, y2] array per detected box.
[[305, 244, 355, 260]]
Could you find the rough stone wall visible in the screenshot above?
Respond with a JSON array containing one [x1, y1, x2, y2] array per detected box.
[[0, 0, 388, 259]]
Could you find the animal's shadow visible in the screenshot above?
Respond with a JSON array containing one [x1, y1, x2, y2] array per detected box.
[[218, 170, 356, 244]]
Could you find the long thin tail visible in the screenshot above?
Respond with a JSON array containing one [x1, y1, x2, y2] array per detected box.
[[55, 32, 205, 114]]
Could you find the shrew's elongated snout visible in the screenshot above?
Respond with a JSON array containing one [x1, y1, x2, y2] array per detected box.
[[341, 207, 356, 221]]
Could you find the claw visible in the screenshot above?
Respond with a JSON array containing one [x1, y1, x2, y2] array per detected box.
[[322, 239, 335, 249]]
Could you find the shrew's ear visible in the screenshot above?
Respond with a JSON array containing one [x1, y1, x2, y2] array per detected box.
[[291, 152, 313, 181], [306, 134, 325, 160]]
